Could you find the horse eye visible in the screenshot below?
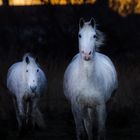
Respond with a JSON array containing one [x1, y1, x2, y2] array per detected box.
[[93, 35, 97, 38], [37, 69, 39, 72], [79, 34, 81, 38], [26, 70, 28, 72]]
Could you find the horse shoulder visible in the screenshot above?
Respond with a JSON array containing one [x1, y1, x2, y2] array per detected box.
[[38, 68, 47, 94], [7, 62, 25, 94], [95, 52, 117, 78], [66, 53, 80, 73], [95, 52, 118, 100], [71, 54, 79, 62]]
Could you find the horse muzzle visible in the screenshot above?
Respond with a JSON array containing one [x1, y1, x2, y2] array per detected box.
[[84, 56, 91, 61], [30, 86, 37, 93], [81, 50, 92, 61]]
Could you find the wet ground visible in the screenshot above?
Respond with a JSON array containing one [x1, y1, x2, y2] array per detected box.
[[1, 110, 140, 140]]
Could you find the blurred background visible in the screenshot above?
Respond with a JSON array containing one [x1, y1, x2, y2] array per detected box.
[[0, 0, 140, 140]]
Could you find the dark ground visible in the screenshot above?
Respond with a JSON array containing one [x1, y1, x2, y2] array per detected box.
[[0, 1, 140, 140]]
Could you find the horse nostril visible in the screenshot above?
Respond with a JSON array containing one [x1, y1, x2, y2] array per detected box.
[[84, 56, 90, 61], [33, 80, 35, 82], [30, 86, 37, 92], [89, 51, 92, 55], [81, 50, 84, 54]]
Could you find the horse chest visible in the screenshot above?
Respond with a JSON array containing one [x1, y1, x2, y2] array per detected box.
[[70, 65, 97, 94], [68, 69, 103, 105]]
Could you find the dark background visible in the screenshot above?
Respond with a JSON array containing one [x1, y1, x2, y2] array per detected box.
[[0, 1, 140, 140]]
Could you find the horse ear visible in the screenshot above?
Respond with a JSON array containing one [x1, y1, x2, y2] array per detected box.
[[25, 56, 30, 64], [90, 18, 95, 28], [35, 57, 38, 64], [79, 18, 85, 28]]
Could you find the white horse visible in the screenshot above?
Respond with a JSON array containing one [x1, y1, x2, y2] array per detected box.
[[63, 18, 118, 140], [7, 53, 47, 130]]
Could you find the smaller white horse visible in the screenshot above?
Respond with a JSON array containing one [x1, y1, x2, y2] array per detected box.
[[7, 53, 47, 130], [63, 18, 118, 140]]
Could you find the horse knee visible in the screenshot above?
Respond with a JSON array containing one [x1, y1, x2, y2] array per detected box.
[[96, 105, 106, 140], [98, 129, 106, 140], [77, 131, 86, 140], [33, 108, 45, 129]]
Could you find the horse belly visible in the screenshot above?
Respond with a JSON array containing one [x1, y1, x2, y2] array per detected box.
[[78, 90, 104, 108]]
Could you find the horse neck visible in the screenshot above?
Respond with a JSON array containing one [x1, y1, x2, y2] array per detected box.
[[78, 54, 95, 77]]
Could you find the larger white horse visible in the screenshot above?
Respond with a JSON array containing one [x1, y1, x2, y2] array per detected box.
[[7, 53, 47, 130], [63, 18, 118, 140]]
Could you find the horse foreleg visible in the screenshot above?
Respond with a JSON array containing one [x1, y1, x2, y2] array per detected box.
[[31, 98, 46, 129], [96, 104, 106, 140], [16, 97, 25, 130], [13, 96, 25, 130], [72, 105, 85, 140], [13, 97, 22, 129], [25, 100, 32, 126], [83, 108, 93, 140]]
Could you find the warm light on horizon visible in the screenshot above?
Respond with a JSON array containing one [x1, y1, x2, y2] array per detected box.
[[0, 0, 2, 5], [8, 0, 96, 5], [109, 0, 140, 16], [0, 0, 140, 17], [9, 0, 44, 6]]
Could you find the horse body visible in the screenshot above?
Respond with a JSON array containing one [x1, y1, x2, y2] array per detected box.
[[64, 52, 117, 105], [64, 18, 118, 140], [7, 53, 47, 130]]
